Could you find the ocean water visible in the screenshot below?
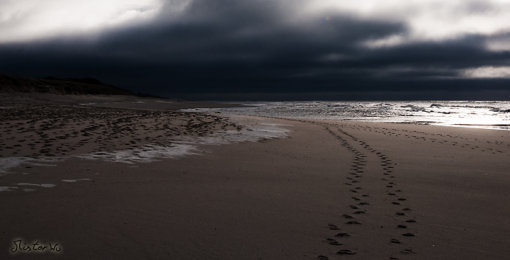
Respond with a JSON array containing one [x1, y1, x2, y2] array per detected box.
[[185, 101, 510, 131]]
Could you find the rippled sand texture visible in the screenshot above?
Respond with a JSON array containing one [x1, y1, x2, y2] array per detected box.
[[0, 104, 240, 158]]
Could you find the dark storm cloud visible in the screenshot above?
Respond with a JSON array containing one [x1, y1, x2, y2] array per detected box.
[[1, 0, 509, 99]]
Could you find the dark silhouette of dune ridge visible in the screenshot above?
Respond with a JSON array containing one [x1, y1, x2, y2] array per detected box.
[[0, 74, 132, 95]]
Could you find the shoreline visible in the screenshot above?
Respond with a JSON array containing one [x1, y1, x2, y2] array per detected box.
[[184, 100, 510, 132]]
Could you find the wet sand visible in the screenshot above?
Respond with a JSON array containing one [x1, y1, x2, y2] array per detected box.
[[0, 95, 240, 158], [1, 96, 510, 259]]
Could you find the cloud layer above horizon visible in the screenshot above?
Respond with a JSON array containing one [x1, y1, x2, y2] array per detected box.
[[1, 0, 510, 99]]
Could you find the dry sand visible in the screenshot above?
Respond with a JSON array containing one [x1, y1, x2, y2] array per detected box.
[[1, 95, 510, 259]]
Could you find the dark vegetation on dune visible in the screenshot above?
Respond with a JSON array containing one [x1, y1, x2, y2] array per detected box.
[[0, 74, 132, 95]]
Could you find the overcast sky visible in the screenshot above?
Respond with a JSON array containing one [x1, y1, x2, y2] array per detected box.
[[1, 0, 510, 99]]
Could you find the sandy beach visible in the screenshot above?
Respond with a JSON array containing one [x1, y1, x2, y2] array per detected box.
[[1, 95, 510, 259]]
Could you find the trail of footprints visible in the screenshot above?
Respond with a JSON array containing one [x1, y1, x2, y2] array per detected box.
[[250, 117, 503, 258], [318, 124, 417, 260], [342, 124, 507, 155]]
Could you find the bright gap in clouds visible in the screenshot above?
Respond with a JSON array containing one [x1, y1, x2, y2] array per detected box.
[[462, 66, 510, 78], [303, 0, 510, 47], [0, 0, 170, 43]]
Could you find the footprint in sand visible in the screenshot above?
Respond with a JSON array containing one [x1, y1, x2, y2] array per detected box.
[[328, 224, 339, 230], [400, 249, 416, 255], [337, 249, 357, 255], [326, 238, 342, 246], [336, 232, 351, 238]]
